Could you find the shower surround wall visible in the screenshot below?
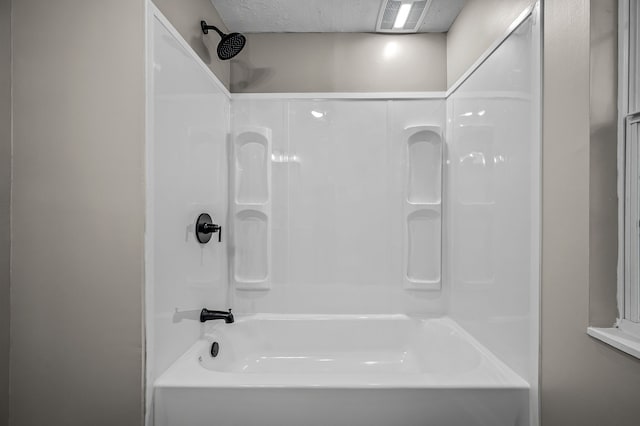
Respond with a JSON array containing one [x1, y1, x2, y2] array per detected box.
[[147, 3, 540, 425], [230, 98, 446, 314], [224, 7, 540, 424], [446, 9, 540, 422], [146, 6, 230, 422]]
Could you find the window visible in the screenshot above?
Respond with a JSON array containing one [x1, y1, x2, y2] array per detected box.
[[620, 0, 640, 336]]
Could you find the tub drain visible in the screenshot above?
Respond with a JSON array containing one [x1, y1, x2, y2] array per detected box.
[[210, 341, 219, 357]]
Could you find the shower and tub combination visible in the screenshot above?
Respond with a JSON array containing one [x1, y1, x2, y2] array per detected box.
[[146, 2, 540, 426]]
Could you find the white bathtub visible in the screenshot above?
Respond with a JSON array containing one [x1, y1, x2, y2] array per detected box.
[[154, 315, 529, 426]]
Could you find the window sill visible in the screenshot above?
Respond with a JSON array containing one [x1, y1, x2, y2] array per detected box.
[[587, 326, 640, 359]]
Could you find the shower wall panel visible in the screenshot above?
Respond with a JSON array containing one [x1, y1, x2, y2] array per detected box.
[[446, 12, 540, 391], [231, 98, 445, 314], [148, 14, 230, 383]]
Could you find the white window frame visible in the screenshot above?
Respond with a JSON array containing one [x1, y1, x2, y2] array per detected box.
[[619, 0, 640, 337], [623, 114, 640, 332]]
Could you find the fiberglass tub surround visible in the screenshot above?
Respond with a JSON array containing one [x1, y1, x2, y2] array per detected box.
[[229, 98, 446, 311], [147, 3, 540, 426], [447, 16, 540, 384]]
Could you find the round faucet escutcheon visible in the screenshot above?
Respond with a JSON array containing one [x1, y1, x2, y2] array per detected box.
[[195, 213, 222, 244]]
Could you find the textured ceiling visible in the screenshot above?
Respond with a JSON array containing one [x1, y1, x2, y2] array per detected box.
[[210, 0, 466, 33]]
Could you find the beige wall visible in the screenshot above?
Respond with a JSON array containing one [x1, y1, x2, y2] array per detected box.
[[541, 1, 640, 425], [446, 0, 534, 87], [153, 0, 231, 89], [0, 0, 10, 425], [589, 0, 619, 327], [231, 32, 446, 92], [10, 1, 145, 425]]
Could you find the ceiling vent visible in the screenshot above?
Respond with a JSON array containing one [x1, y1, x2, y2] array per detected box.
[[376, 0, 432, 33]]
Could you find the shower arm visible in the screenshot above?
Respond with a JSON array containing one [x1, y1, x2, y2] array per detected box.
[[201, 21, 225, 38]]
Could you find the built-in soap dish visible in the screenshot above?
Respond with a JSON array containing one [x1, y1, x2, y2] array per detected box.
[[405, 209, 441, 290], [235, 127, 272, 205], [405, 126, 442, 205]]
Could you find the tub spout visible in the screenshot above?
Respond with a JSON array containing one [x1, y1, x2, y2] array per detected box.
[[200, 308, 234, 324]]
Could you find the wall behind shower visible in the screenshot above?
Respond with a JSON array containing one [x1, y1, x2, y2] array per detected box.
[[153, 0, 231, 89], [231, 98, 446, 314], [231, 33, 446, 93], [11, 0, 146, 424], [446, 0, 535, 87], [0, 1, 10, 424], [541, 1, 640, 425]]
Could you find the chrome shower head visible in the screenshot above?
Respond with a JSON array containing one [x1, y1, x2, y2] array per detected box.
[[201, 21, 246, 60]]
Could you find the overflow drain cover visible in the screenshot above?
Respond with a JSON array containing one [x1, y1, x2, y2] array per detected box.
[[211, 342, 219, 357]]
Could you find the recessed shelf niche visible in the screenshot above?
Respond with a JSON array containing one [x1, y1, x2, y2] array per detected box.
[[407, 210, 441, 285], [232, 126, 272, 290], [235, 130, 270, 205], [403, 125, 442, 291], [408, 129, 442, 204], [234, 210, 269, 284]]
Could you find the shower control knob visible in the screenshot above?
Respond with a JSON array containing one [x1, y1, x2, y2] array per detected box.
[[195, 213, 222, 244]]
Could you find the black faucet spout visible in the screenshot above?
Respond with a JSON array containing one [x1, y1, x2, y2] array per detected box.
[[200, 308, 234, 324]]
